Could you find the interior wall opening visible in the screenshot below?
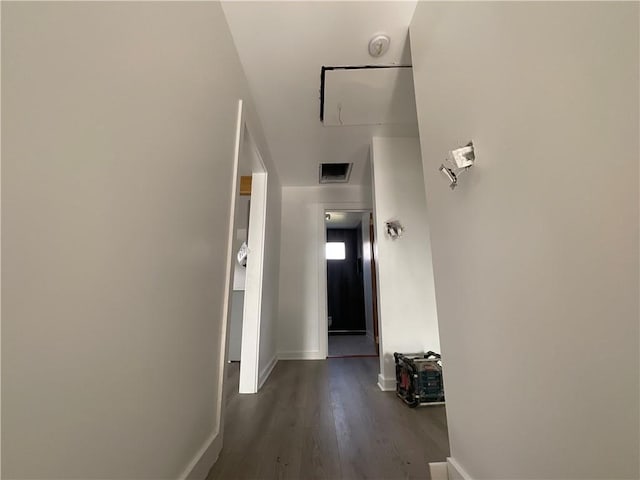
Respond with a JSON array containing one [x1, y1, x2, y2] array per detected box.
[[223, 105, 269, 396], [325, 210, 379, 358]]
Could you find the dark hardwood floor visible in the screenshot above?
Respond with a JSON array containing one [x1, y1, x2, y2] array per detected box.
[[207, 358, 450, 480]]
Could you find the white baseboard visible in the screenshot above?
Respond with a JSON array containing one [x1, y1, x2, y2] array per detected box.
[[258, 355, 278, 389], [429, 462, 449, 480], [377, 373, 395, 391], [178, 429, 222, 480], [447, 457, 473, 480], [278, 351, 325, 360]]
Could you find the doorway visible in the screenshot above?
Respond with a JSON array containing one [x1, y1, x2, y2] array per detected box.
[[325, 210, 379, 358], [223, 100, 269, 395]]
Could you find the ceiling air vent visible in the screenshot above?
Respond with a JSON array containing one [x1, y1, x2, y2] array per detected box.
[[319, 163, 352, 184]]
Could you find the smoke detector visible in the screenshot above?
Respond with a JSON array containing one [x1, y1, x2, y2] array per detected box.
[[368, 34, 390, 57]]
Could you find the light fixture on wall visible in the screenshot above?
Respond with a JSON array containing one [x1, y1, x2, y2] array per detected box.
[[368, 34, 391, 58], [385, 220, 403, 240], [439, 141, 476, 190]]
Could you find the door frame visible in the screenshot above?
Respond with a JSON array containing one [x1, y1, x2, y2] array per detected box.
[[369, 212, 380, 355], [220, 99, 268, 396], [318, 206, 377, 359], [238, 127, 268, 394]]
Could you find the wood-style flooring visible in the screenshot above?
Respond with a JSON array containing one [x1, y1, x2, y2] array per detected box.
[[327, 335, 377, 357], [207, 358, 450, 480]]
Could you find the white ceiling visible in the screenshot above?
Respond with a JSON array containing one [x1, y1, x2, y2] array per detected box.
[[325, 211, 364, 229], [221, 1, 419, 187], [322, 67, 417, 126]]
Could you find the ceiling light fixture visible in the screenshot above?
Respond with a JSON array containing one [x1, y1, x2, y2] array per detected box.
[[368, 34, 391, 58]]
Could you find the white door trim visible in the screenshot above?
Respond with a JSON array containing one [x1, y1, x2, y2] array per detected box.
[[237, 122, 268, 394], [239, 169, 267, 394], [317, 203, 373, 359]]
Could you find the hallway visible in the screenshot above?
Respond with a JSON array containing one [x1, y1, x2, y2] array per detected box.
[[328, 335, 377, 357], [207, 358, 449, 479]]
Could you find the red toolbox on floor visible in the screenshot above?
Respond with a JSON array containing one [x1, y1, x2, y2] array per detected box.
[[394, 352, 445, 407]]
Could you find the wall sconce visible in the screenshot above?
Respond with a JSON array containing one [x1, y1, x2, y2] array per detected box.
[[237, 242, 248, 267], [385, 220, 403, 240], [439, 141, 476, 190]]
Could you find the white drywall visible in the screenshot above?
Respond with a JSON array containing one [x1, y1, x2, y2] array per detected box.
[[232, 196, 250, 292], [410, 2, 639, 479], [228, 197, 249, 362], [230, 128, 281, 389], [278, 185, 372, 359], [239, 171, 267, 393], [361, 212, 375, 341], [370, 137, 441, 388], [257, 171, 281, 386], [227, 292, 244, 362], [221, 1, 419, 186], [1, 3, 280, 478], [322, 67, 417, 126]]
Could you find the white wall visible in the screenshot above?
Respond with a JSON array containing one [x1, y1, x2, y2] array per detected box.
[[220, 1, 419, 187], [234, 121, 282, 393], [278, 185, 372, 359], [230, 127, 281, 390], [232, 196, 250, 292], [228, 197, 249, 362], [410, 3, 639, 479], [1, 3, 280, 478], [227, 292, 244, 362], [361, 212, 375, 341], [257, 173, 281, 384], [238, 170, 268, 393], [370, 137, 441, 389]]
